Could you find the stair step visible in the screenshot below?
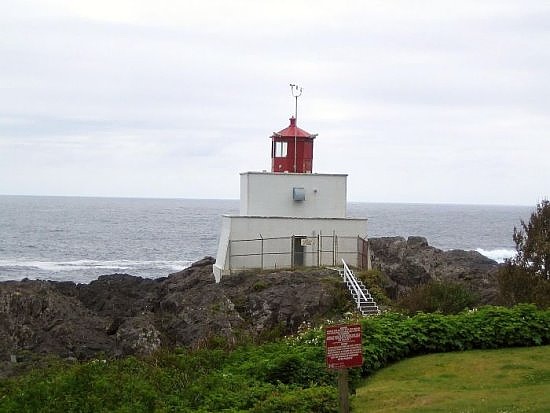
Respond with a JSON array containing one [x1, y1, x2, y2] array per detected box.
[[341, 260, 380, 317]]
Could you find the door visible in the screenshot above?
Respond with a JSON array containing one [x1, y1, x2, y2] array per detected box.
[[293, 236, 306, 267]]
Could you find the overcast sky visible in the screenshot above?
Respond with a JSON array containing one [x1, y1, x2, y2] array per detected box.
[[1, 1, 548, 205]]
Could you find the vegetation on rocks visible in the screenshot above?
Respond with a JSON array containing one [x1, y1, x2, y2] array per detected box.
[[355, 269, 392, 307], [497, 199, 550, 308], [368, 236, 498, 304], [512, 199, 550, 280], [1, 305, 549, 412], [396, 280, 479, 315], [497, 263, 550, 308], [2, 201, 549, 411], [0, 264, 351, 363]]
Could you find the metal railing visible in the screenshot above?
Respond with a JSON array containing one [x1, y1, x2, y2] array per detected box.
[[341, 259, 380, 316], [226, 234, 367, 273], [342, 259, 370, 311]]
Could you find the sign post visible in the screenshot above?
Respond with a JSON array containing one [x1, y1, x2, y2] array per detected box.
[[325, 324, 363, 413]]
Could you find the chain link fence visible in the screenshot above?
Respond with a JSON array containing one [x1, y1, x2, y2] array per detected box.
[[227, 234, 369, 273]]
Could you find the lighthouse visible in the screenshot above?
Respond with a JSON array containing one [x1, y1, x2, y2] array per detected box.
[[271, 116, 317, 173], [213, 87, 369, 282]]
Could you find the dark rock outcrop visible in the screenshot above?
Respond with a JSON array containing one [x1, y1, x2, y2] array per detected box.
[[369, 236, 499, 302], [0, 279, 116, 360], [0, 258, 347, 370], [0, 240, 501, 373]]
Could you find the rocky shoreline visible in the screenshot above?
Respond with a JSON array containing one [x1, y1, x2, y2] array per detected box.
[[369, 236, 499, 302], [0, 236, 499, 377], [1, 258, 347, 366]]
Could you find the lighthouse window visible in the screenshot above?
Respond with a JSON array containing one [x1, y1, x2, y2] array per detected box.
[[274, 141, 287, 157]]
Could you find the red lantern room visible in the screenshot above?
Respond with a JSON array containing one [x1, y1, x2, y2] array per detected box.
[[271, 117, 317, 173]]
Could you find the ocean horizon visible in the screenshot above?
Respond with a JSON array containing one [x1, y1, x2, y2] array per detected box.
[[0, 193, 534, 207], [0, 195, 532, 283]]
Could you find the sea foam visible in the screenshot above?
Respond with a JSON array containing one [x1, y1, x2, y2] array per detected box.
[[475, 248, 515, 263], [0, 259, 192, 283]]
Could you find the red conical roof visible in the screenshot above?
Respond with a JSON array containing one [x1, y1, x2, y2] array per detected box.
[[272, 117, 315, 138]]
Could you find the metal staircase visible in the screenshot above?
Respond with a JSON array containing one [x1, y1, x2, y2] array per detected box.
[[339, 259, 380, 316]]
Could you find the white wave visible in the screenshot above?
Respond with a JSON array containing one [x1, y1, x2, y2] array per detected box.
[[475, 248, 515, 263], [0, 258, 192, 273]]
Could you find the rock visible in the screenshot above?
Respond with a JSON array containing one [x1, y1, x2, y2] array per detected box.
[[0, 240, 500, 374], [0, 280, 115, 361], [220, 269, 341, 334], [369, 236, 499, 302], [190, 256, 216, 268], [0, 259, 349, 373], [407, 236, 429, 248], [76, 274, 163, 318], [115, 314, 162, 356]]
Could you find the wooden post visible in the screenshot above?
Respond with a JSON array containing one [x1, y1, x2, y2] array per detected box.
[[338, 368, 350, 413], [326, 324, 362, 413]]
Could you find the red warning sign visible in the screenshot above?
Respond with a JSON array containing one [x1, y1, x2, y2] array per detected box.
[[325, 324, 363, 369]]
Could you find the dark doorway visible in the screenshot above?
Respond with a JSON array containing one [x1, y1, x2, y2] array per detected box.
[[293, 236, 306, 267]]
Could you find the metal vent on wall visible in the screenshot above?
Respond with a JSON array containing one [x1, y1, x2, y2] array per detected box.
[[293, 187, 305, 201]]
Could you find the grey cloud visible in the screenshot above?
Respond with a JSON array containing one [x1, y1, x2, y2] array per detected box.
[[1, 1, 549, 204]]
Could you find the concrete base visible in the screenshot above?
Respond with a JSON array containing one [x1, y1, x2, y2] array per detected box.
[[213, 215, 368, 282]]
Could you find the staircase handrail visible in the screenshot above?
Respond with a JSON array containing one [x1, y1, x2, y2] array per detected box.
[[341, 259, 370, 309]]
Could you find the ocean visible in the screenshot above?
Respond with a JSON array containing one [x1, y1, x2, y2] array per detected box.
[[0, 195, 532, 283]]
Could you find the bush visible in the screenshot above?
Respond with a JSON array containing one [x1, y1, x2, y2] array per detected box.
[[235, 343, 333, 387], [512, 199, 550, 280], [397, 280, 478, 314], [356, 269, 393, 305], [2, 306, 550, 412], [496, 199, 550, 308], [291, 305, 550, 376], [359, 304, 550, 375], [251, 386, 338, 413], [497, 263, 550, 308], [320, 277, 354, 315]]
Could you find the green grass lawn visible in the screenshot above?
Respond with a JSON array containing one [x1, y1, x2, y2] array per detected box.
[[352, 346, 550, 413]]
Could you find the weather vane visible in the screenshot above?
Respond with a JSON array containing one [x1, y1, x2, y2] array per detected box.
[[290, 83, 303, 120]]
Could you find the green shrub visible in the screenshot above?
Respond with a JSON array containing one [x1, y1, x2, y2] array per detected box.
[[233, 343, 333, 387], [256, 322, 289, 343], [290, 305, 550, 376], [320, 277, 354, 315], [397, 280, 479, 314], [359, 304, 550, 375], [2, 306, 550, 412], [253, 281, 268, 291], [261, 352, 331, 386], [356, 269, 392, 305], [495, 199, 550, 308], [497, 263, 550, 308], [511, 199, 550, 280], [251, 385, 338, 413]]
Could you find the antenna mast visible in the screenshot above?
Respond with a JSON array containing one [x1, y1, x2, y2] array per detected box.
[[289, 84, 303, 173], [289, 83, 302, 120]]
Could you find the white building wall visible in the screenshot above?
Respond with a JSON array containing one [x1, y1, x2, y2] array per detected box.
[[240, 172, 347, 218], [228, 215, 366, 238], [213, 215, 232, 280], [213, 215, 368, 282]]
